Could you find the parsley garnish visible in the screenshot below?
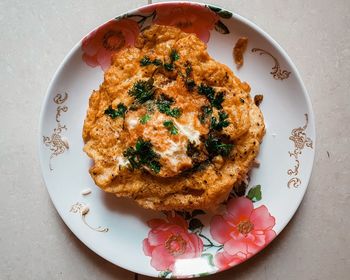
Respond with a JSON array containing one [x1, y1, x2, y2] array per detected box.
[[198, 84, 225, 109], [144, 100, 156, 113], [180, 159, 210, 176], [104, 103, 127, 119], [156, 94, 182, 118], [163, 120, 178, 135], [139, 114, 151, 124], [205, 134, 233, 158], [168, 107, 181, 118], [128, 78, 155, 104], [153, 59, 162, 66], [199, 105, 213, 124], [170, 49, 180, 62], [186, 79, 196, 91], [163, 49, 180, 72], [212, 91, 224, 109], [148, 161, 161, 173], [198, 84, 215, 102], [164, 63, 174, 71], [123, 138, 161, 173], [183, 61, 196, 91], [210, 111, 230, 131], [140, 56, 151, 66], [186, 141, 200, 159], [140, 56, 163, 67], [185, 64, 192, 76]]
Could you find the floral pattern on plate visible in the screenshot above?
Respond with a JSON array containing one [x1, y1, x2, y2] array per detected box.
[[140, 3, 218, 42], [81, 19, 139, 70], [43, 93, 69, 170], [142, 185, 276, 277], [143, 214, 203, 273], [211, 197, 276, 269], [81, 3, 232, 70]]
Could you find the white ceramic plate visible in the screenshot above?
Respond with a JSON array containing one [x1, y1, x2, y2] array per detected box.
[[39, 2, 315, 278]]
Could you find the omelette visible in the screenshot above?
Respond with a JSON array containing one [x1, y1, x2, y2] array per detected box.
[[82, 25, 265, 211]]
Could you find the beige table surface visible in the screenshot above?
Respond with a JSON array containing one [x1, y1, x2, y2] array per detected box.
[[1, 0, 350, 279]]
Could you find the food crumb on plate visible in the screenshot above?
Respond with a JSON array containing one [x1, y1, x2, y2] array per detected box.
[[254, 94, 264, 107], [233, 37, 248, 68], [81, 188, 92, 195]]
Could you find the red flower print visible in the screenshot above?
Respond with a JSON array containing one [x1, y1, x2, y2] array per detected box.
[[81, 19, 139, 70], [143, 214, 203, 272], [141, 3, 219, 43], [210, 197, 276, 270], [214, 250, 246, 270]]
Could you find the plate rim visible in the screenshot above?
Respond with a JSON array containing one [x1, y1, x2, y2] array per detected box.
[[38, 1, 316, 278]]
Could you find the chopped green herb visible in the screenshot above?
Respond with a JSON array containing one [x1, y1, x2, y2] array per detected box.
[[156, 94, 182, 118], [123, 147, 139, 169], [140, 56, 152, 66], [164, 63, 174, 71], [183, 61, 196, 91], [156, 94, 173, 111], [123, 138, 161, 173], [198, 84, 226, 108], [128, 78, 155, 104], [212, 91, 224, 109], [140, 56, 163, 67], [205, 134, 233, 158], [185, 65, 192, 76], [186, 141, 200, 160], [148, 161, 161, 173], [104, 103, 127, 119], [144, 100, 156, 113], [162, 49, 179, 72], [184, 61, 192, 76], [198, 105, 213, 124], [170, 49, 180, 62], [180, 159, 210, 176], [169, 107, 181, 118], [139, 114, 151, 124], [163, 120, 178, 135], [185, 79, 196, 91], [210, 111, 230, 131], [152, 58, 162, 66], [128, 104, 139, 111], [177, 70, 185, 78], [198, 84, 215, 103]]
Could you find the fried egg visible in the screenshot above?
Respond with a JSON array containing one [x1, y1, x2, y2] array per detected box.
[[82, 25, 265, 210]]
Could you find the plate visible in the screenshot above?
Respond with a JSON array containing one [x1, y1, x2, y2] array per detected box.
[[39, 2, 315, 278]]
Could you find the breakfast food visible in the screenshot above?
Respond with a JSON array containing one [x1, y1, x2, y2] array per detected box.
[[233, 37, 248, 68], [82, 24, 265, 211]]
